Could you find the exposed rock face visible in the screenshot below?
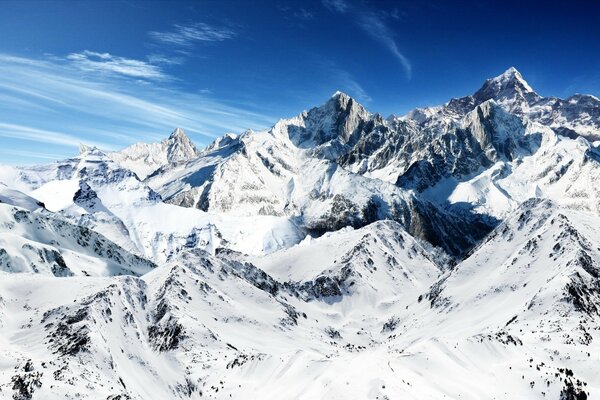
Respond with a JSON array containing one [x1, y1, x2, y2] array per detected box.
[[285, 91, 371, 154], [108, 128, 199, 180], [3, 67, 600, 399], [0, 203, 156, 276]]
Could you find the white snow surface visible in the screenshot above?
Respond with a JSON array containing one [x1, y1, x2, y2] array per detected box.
[[0, 68, 599, 399], [108, 128, 199, 180], [0, 202, 598, 399]]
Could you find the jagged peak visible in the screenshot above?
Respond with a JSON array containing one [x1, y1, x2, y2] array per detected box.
[[469, 67, 542, 115], [163, 128, 199, 163], [79, 143, 91, 154], [326, 91, 367, 110], [201, 132, 241, 154], [331, 90, 351, 100], [323, 91, 370, 120], [168, 127, 189, 141], [78, 143, 106, 157], [164, 127, 196, 149], [476, 67, 538, 99], [492, 67, 534, 92]]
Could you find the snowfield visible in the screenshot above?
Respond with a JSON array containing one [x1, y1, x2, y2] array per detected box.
[[0, 68, 599, 399]]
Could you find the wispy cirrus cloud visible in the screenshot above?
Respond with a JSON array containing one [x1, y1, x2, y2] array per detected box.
[[0, 122, 116, 150], [0, 148, 68, 161], [335, 69, 372, 103], [66, 50, 168, 80], [322, 0, 412, 79], [0, 53, 276, 164], [322, 0, 350, 13], [146, 53, 185, 66], [149, 22, 235, 47], [293, 9, 315, 21], [357, 13, 411, 79], [318, 61, 372, 103]]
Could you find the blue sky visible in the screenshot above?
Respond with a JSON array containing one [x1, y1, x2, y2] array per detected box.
[[0, 0, 599, 164]]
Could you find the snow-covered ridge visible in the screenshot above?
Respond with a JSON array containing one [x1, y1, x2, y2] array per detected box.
[[0, 203, 598, 399], [0, 67, 599, 399], [108, 128, 199, 180], [0, 201, 156, 276]]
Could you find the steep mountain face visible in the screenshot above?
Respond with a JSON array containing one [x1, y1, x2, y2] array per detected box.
[[394, 101, 543, 191], [0, 147, 303, 264], [1, 203, 598, 399], [405, 67, 600, 140], [138, 68, 600, 259], [108, 128, 199, 180], [0, 184, 45, 211], [0, 67, 599, 399], [0, 201, 155, 276], [284, 91, 372, 157]]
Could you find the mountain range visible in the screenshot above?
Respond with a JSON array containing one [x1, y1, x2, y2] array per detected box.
[[0, 67, 598, 399]]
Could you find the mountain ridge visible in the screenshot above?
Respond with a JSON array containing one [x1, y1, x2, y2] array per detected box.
[[0, 67, 598, 399], [108, 127, 199, 180]]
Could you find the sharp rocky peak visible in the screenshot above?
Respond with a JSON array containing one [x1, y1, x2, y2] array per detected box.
[[168, 127, 188, 140], [78, 144, 107, 157], [473, 67, 540, 107], [326, 91, 368, 114], [163, 128, 199, 163], [299, 91, 371, 146]]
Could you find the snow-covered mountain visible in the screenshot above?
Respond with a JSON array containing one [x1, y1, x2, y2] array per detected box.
[[0, 199, 155, 276], [108, 128, 200, 180], [0, 203, 597, 399], [0, 67, 599, 399], [404, 67, 600, 140], [0, 145, 303, 263]]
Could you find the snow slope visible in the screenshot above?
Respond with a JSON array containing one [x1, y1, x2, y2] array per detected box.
[[0, 202, 155, 276], [0, 204, 597, 399], [0, 146, 304, 263], [108, 128, 199, 180], [0, 67, 599, 399]]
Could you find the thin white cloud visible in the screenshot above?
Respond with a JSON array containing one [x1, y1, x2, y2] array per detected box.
[[322, 1, 411, 79], [357, 13, 412, 79], [0, 123, 116, 149], [293, 9, 315, 21], [322, 0, 350, 13], [147, 53, 185, 65], [149, 22, 235, 46], [0, 53, 276, 162], [67, 50, 168, 80], [323, 63, 372, 103], [0, 149, 70, 161]]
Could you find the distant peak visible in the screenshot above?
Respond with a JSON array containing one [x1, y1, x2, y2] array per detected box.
[[165, 127, 199, 162], [472, 67, 539, 111], [79, 143, 105, 156], [327, 91, 365, 111], [331, 90, 350, 99], [486, 67, 534, 93], [169, 127, 188, 140]]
